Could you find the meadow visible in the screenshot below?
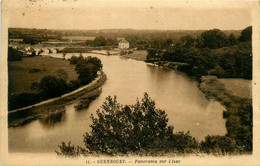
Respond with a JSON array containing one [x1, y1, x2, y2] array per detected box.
[[218, 78, 252, 98], [8, 56, 77, 95], [123, 50, 147, 61]]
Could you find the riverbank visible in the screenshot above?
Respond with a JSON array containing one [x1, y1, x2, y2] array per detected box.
[[126, 55, 252, 152], [121, 50, 147, 61], [154, 61, 189, 70], [198, 75, 252, 152], [8, 71, 107, 127]]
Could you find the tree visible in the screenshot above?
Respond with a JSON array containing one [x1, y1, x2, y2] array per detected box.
[[69, 55, 103, 85], [178, 35, 195, 48], [239, 26, 252, 42], [38, 75, 68, 97], [93, 36, 106, 46], [197, 29, 228, 49], [227, 33, 238, 46], [83, 93, 197, 155], [75, 62, 98, 85], [80, 56, 103, 71], [8, 47, 23, 61], [69, 55, 84, 65], [146, 48, 158, 61], [23, 37, 36, 45], [8, 92, 41, 110]]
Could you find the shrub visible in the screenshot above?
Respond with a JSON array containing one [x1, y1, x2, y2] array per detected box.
[[28, 68, 41, 73], [200, 135, 239, 154], [55, 142, 85, 157]]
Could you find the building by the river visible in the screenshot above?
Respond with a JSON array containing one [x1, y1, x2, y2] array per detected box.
[[118, 39, 129, 49]]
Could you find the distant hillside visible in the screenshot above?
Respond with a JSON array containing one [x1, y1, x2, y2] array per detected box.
[[9, 28, 241, 41]]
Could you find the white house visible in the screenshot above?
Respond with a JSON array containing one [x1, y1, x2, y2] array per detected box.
[[118, 39, 129, 49]]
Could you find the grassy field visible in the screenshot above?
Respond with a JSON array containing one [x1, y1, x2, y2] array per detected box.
[[8, 72, 107, 127], [8, 56, 78, 95], [218, 78, 252, 99], [123, 50, 147, 61]]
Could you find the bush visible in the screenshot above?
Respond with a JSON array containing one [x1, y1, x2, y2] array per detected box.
[[28, 68, 41, 73], [200, 135, 239, 154], [55, 142, 85, 157]]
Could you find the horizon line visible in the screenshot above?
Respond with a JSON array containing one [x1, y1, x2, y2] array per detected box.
[[8, 27, 249, 31]]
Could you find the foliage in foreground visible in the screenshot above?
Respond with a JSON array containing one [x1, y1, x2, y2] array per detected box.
[[56, 93, 198, 156], [84, 93, 198, 155], [55, 142, 87, 157], [56, 92, 252, 157]]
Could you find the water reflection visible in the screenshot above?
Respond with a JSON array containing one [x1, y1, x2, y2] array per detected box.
[[39, 109, 66, 128]]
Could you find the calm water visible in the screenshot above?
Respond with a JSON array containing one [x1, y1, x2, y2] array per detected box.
[[9, 53, 226, 153]]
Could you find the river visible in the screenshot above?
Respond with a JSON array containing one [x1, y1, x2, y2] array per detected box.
[[8, 53, 226, 153]]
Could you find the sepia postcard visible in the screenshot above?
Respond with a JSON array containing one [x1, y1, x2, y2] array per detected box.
[[1, 0, 260, 165]]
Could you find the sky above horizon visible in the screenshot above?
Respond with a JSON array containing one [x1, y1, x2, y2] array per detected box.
[[5, 1, 253, 30]]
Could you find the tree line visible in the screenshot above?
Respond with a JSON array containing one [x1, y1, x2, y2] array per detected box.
[[146, 26, 252, 79], [85, 36, 118, 47]]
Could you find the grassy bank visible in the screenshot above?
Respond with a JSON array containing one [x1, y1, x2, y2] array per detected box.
[[122, 50, 147, 61], [8, 71, 107, 127], [218, 78, 252, 98], [199, 76, 252, 153], [8, 56, 77, 95]]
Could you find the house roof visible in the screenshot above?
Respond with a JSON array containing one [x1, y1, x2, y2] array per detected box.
[[119, 39, 129, 43]]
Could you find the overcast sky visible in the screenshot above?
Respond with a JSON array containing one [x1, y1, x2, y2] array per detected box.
[[5, 0, 253, 30]]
